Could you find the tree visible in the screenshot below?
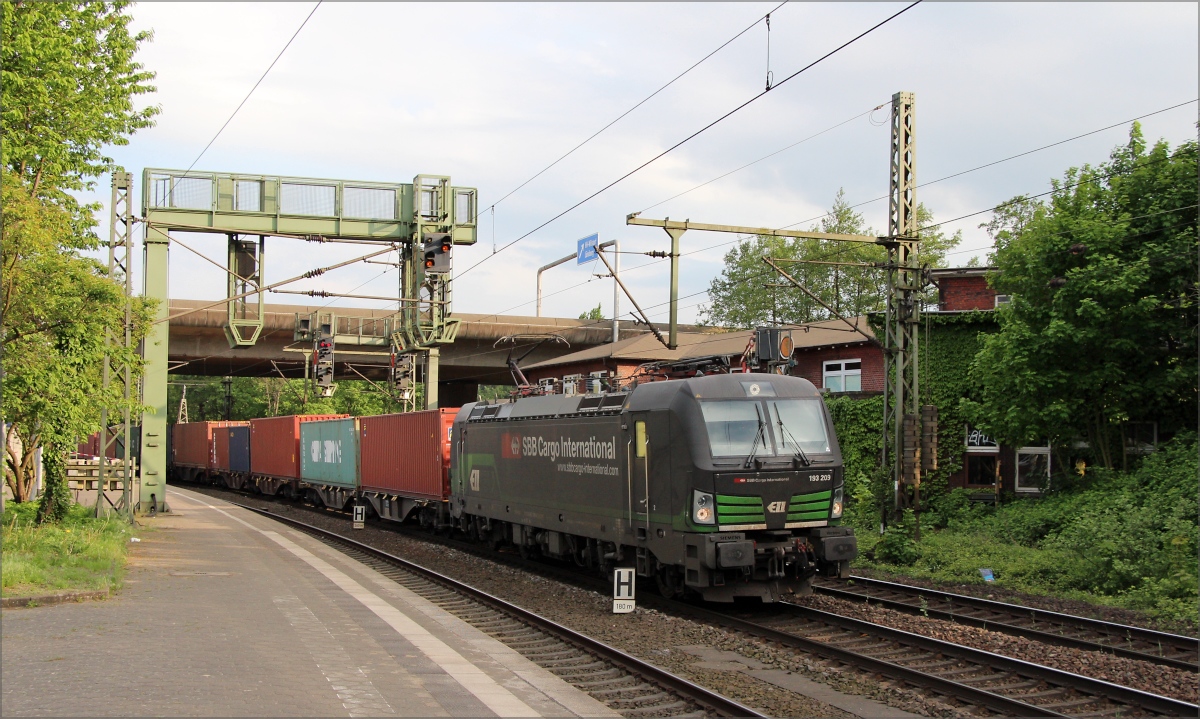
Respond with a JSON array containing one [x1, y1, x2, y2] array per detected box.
[[963, 124, 1197, 468], [1, 173, 155, 513], [1, 1, 159, 518], [1, 0, 158, 225], [701, 189, 961, 328], [578, 303, 604, 321]]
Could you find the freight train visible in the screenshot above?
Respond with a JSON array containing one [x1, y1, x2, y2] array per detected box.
[[169, 373, 857, 602]]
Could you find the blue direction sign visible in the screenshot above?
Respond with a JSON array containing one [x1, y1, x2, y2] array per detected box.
[[577, 233, 599, 264]]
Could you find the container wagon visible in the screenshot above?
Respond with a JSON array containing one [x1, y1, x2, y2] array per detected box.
[[299, 417, 360, 510], [358, 409, 456, 525], [171, 421, 245, 481], [249, 414, 346, 496]]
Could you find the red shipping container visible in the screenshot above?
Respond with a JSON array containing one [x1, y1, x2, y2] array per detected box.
[[211, 422, 251, 471], [250, 415, 346, 479], [173, 421, 246, 470], [359, 409, 457, 500]]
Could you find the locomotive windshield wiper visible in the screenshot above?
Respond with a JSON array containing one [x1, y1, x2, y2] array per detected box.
[[772, 402, 811, 467], [743, 404, 768, 469]]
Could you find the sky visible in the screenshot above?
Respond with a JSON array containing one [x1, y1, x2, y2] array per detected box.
[[80, 2, 1199, 326]]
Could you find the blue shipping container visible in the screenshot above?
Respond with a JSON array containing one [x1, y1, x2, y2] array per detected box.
[[228, 426, 250, 473]]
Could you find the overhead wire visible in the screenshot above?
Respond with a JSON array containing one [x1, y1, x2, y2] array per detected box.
[[774, 98, 1198, 232], [174, 2, 322, 182], [456, 1, 923, 279], [637, 101, 888, 213], [482, 1, 790, 217]]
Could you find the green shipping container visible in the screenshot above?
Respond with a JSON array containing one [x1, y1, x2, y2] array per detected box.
[[300, 418, 360, 489]]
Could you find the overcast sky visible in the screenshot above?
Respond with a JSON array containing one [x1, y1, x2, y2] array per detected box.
[[82, 2, 1198, 325]]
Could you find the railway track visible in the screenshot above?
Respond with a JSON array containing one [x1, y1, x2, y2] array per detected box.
[[813, 575, 1199, 671], [677, 601, 1197, 717], [188, 485, 1197, 716], [229, 501, 766, 719]]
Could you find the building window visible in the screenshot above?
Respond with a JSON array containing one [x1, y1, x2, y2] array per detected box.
[[1015, 447, 1050, 492], [966, 454, 998, 487], [823, 360, 861, 392]]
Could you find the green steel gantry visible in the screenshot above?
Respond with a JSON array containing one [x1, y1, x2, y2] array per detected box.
[[114, 168, 476, 513]]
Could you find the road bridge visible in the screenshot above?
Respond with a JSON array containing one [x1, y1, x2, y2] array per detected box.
[[167, 300, 681, 405]]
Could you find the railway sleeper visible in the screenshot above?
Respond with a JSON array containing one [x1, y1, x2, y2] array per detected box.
[[567, 670, 627, 686], [621, 700, 692, 716], [609, 691, 674, 706], [555, 662, 618, 678], [585, 681, 649, 697], [955, 672, 1020, 685]]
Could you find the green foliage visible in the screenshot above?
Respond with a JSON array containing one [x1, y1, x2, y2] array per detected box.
[[579, 303, 604, 320], [875, 511, 921, 566], [858, 435, 1199, 624], [2, 172, 156, 504], [167, 376, 418, 422], [702, 190, 961, 328], [2, 501, 132, 596], [964, 124, 1198, 466], [34, 449, 70, 524], [825, 394, 884, 531], [1, 0, 158, 225], [478, 385, 513, 401]]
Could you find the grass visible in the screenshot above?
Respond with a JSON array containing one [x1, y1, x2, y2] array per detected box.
[[1, 502, 133, 598]]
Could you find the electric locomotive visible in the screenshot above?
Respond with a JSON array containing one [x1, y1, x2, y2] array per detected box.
[[450, 372, 856, 602]]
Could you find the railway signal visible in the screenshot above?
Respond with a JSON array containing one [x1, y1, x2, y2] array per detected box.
[[314, 329, 335, 397], [423, 232, 453, 274]]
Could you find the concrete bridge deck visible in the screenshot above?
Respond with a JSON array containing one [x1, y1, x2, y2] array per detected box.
[[168, 300, 656, 387]]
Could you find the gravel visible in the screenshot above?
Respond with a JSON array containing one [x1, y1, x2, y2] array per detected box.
[[184, 485, 1200, 715]]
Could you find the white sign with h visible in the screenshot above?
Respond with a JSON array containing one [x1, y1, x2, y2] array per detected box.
[[612, 567, 635, 613]]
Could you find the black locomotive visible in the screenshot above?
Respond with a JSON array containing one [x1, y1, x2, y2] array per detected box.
[[450, 373, 857, 602]]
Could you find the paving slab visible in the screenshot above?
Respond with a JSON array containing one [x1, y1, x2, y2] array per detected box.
[[1, 486, 618, 718]]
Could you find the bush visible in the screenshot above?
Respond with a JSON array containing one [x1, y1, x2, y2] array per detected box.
[[853, 434, 1198, 625], [875, 513, 921, 566]]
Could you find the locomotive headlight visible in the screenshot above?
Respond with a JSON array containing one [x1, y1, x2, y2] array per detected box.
[[831, 486, 844, 519], [692, 490, 716, 525]]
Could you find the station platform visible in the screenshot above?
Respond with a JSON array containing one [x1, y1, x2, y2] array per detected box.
[[1, 487, 620, 718]]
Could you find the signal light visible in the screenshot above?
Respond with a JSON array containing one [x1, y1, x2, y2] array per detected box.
[[422, 232, 453, 274]]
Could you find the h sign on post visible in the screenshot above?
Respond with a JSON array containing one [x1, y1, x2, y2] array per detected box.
[[353, 504, 365, 530], [577, 233, 599, 264], [612, 567, 635, 613]]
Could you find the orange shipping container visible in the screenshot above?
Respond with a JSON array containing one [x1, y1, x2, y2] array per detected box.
[[359, 409, 457, 500], [250, 415, 346, 479]]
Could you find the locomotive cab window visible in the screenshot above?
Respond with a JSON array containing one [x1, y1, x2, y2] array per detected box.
[[700, 401, 769, 457], [770, 400, 830, 454], [635, 421, 647, 458]]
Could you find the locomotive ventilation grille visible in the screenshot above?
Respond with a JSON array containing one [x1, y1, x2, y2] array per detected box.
[[787, 489, 831, 522], [716, 491, 831, 528], [715, 494, 765, 528]]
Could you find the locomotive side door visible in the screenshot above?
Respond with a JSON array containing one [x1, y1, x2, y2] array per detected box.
[[629, 411, 650, 538]]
